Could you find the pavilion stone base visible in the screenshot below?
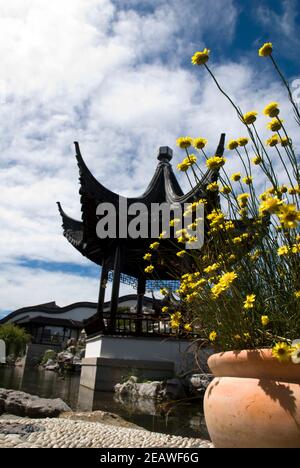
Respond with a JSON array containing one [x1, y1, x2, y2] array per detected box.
[[80, 334, 208, 392]]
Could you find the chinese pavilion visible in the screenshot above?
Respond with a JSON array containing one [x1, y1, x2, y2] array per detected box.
[[58, 135, 226, 335]]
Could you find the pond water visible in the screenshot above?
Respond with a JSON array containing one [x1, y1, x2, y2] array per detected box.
[[0, 366, 209, 439]]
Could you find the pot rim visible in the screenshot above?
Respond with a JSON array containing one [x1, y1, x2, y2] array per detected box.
[[207, 348, 300, 383]]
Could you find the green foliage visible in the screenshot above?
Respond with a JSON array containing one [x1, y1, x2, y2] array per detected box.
[[0, 323, 31, 357], [156, 44, 300, 353]]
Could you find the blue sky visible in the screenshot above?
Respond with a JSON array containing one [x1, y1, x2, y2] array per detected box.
[[0, 0, 299, 317]]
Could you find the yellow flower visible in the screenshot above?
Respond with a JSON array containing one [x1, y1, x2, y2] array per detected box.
[[206, 156, 226, 170], [279, 185, 288, 194], [191, 48, 210, 65], [252, 155, 262, 165], [177, 250, 186, 257], [277, 245, 290, 256], [264, 102, 279, 117], [211, 271, 237, 298], [243, 294, 256, 309], [266, 134, 280, 147], [242, 111, 258, 125], [220, 271, 238, 287], [170, 218, 180, 227], [144, 265, 154, 274], [207, 182, 219, 192], [237, 193, 250, 207], [231, 172, 241, 182], [291, 344, 300, 364], [160, 288, 168, 296], [220, 185, 232, 194], [177, 161, 190, 172], [258, 42, 273, 57], [184, 323, 192, 332], [207, 209, 225, 229], [209, 331, 217, 342], [143, 253, 152, 261], [177, 155, 198, 172], [176, 228, 188, 237], [243, 176, 253, 185], [237, 137, 249, 147], [211, 283, 226, 298], [185, 154, 197, 165], [225, 220, 235, 230], [227, 139, 239, 150], [150, 242, 160, 250], [267, 118, 283, 132], [267, 186, 276, 195], [176, 136, 193, 149], [295, 291, 300, 298], [278, 204, 300, 229], [170, 311, 182, 328], [197, 198, 207, 205], [159, 231, 167, 239], [193, 137, 208, 150], [261, 315, 270, 327], [233, 236, 243, 244], [280, 137, 290, 147], [162, 306, 169, 313], [291, 243, 300, 254], [204, 263, 220, 275], [259, 196, 283, 215], [272, 342, 292, 363]]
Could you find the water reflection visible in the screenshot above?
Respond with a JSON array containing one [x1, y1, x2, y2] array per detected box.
[[0, 366, 80, 409], [0, 366, 209, 439]]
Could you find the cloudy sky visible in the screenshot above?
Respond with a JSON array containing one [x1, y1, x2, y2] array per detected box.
[[0, 0, 299, 317]]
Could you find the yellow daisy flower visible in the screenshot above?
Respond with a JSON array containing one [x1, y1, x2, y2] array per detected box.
[[191, 48, 210, 65], [258, 42, 273, 57], [263, 102, 279, 117], [272, 342, 292, 363], [242, 111, 258, 125]]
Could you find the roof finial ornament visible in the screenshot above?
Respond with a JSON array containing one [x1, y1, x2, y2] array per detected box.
[[157, 146, 173, 162]]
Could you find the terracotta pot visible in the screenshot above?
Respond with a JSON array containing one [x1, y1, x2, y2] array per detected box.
[[204, 349, 300, 448]]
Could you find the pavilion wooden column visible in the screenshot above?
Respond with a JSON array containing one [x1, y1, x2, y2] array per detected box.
[[97, 258, 108, 331], [108, 245, 122, 332], [136, 276, 146, 335]]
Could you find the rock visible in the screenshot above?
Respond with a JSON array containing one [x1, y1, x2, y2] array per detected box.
[[59, 411, 145, 430], [5, 355, 16, 366], [66, 338, 76, 348], [72, 356, 81, 366], [44, 364, 59, 372], [25, 398, 71, 418], [138, 382, 163, 399], [164, 378, 187, 400], [114, 379, 138, 398], [186, 374, 214, 396], [57, 351, 74, 363], [44, 359, 55, 367], [67, 346, 76, 355], [0, 388, 71, 418], [14, 357, 24, 367], [0, 398, 5, 415]]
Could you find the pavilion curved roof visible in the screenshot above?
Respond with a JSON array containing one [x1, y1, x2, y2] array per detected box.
[[57, 135, 225, 277]]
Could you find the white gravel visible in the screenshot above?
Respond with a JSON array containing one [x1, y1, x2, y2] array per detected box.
[[0, 418, 213, 448]]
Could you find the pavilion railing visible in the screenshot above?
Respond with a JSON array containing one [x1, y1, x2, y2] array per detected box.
[[101, 313, 199, 338]]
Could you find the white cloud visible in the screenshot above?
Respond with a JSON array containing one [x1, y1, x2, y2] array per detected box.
[[0, 264, 136, 312], [0, 0, 299, 316], [256, 0, 300, 63]]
